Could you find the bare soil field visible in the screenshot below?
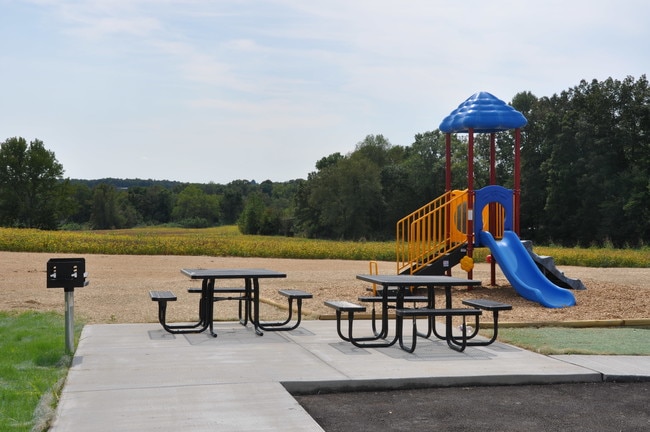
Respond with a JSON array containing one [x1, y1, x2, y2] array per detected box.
[[1, 251, 648, 324]]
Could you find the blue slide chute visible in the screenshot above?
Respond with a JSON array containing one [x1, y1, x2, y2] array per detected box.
[[479, 230, 576, 308]]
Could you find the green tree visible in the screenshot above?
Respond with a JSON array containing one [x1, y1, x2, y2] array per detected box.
[[520, 76, 650, 246], [220, 180, 254, 224], [172, 184, 220, 227], [402, 131, 447, 204], [65, 182, 94, 226], [89, 184, 127, 229], [296, 140, 387, 240], [238, 192, 271, 234], [127, 185, 173, 224], [0, 137, 69, 229], [512, 91, 551, 240]]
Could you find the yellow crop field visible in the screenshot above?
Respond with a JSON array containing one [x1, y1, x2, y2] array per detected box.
[[0, 226, 647, 267]]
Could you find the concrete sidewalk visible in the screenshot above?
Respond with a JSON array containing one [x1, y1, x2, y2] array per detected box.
[[49, 321, 650, 431]]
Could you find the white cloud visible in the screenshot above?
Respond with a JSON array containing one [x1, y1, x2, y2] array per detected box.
[[3, 0, 649, 183]]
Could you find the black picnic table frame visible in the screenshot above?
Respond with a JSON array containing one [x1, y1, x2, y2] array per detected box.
[[352, 274, 483, 350], [178, 268, 287, 337]]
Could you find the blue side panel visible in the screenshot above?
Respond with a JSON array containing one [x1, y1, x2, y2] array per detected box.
[[480, 230, 576, 308]]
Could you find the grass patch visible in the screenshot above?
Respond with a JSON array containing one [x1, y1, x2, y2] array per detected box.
[[0, 311, 81, 432], [496, 326, 650, 355]]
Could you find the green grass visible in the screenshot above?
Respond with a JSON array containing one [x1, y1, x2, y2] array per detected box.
[[0, 226, 648, 267], [0, 312, 80, 432], [496, 326, 650, 355]]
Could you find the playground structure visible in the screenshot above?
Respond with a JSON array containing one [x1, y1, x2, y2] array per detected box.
[[396, 92, 581, 308]]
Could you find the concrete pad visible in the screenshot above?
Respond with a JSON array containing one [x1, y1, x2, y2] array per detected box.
[[551, 355, 650, 382], [49, 320, 650, 431], [51, 382, 323, 432]]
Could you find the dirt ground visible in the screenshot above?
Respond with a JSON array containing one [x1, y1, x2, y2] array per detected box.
[[1, 251, 648, 324]]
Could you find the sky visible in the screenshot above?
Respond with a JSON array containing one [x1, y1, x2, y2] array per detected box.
[[2, 0, 649, 184]]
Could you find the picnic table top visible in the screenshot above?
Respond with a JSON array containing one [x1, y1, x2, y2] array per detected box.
[[181, 268, 287, 279]]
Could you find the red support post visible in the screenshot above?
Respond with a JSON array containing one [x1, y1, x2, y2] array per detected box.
[[445, 133, 452, 276], [489, 133, 496, 286], [445, 133, 452, 192], [514, 128, 521, 235], [467, 129, 474, 280]]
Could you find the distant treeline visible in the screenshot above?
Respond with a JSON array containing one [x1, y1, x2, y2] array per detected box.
[[69, 178, 185, 190], [2, 76, 648, 247]]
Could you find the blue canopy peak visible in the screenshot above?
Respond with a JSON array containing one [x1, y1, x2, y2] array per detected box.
[[439, 92, 527, 133]]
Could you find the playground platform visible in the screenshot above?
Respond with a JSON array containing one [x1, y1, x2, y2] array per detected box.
[[49, 320, 650, 431]]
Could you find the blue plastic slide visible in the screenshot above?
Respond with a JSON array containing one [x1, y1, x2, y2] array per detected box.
[[479, 230, 576, 308]]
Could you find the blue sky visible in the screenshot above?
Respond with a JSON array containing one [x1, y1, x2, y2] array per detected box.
[[2, 0, 648, 184]]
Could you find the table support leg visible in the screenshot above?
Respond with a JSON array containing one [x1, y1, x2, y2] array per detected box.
[[205, 279, 218, 337], [251, 278, 263, 336]]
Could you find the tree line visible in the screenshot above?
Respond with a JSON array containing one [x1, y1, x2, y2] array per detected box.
[[1, 75, 648, 247]]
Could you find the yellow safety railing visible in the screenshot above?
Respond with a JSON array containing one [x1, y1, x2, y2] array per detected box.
[[369, 260, 378, 295], [396, 189, 507, 274], [396, 190, 469, 274]]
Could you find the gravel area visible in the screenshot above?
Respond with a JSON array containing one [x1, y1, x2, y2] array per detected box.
[[2, 251, 648, 324]]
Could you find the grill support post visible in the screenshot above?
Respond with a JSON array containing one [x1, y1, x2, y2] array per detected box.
[[65, 290, 75, 354]]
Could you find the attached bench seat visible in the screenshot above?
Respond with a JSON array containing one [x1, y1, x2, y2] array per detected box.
[[461, 299, 512, 345], [395, 307, 482, 352], [325, 300, 385, 346], [279, 289, 313, 300], [257, 289, 313, 332], [149, 290, 177, 324], [150, 290, 207, 334], [461, 298, 513, 312], [324, 300, 366, 323], [325, 300, 403, 348], [325, 300, 366, 313], [150, 290, 177, 302]]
